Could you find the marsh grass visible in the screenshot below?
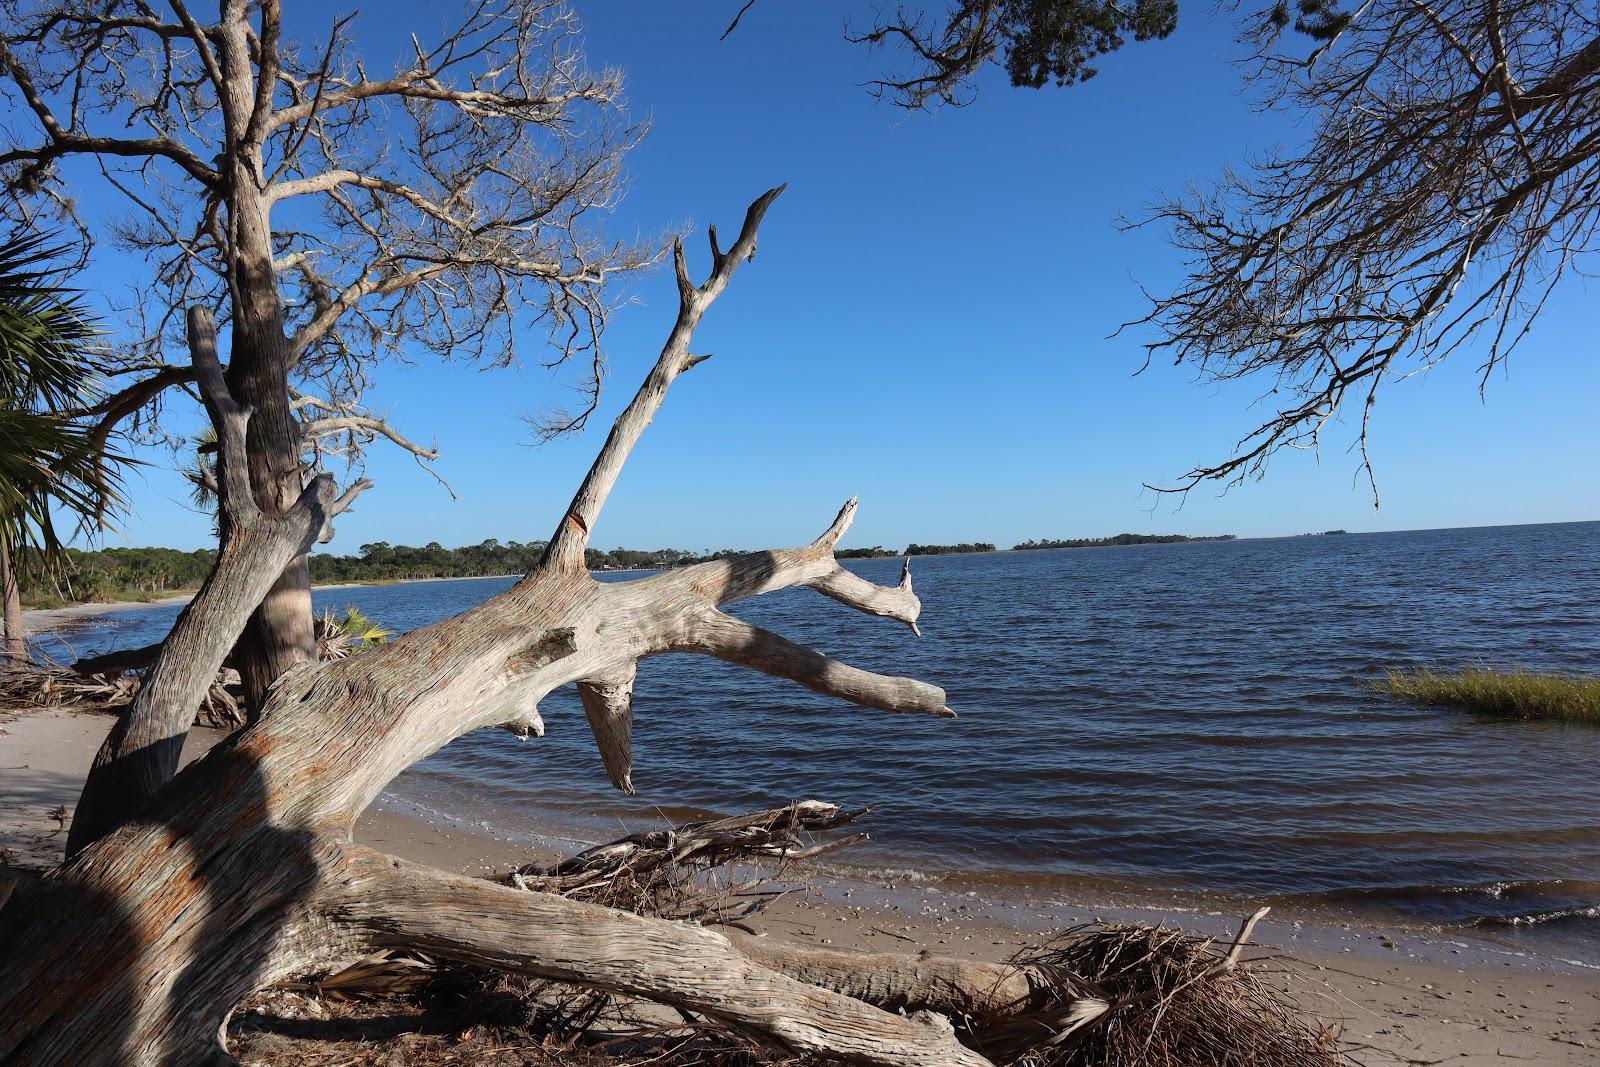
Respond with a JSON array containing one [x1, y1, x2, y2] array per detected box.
[[1379, 668, 1600, 724]]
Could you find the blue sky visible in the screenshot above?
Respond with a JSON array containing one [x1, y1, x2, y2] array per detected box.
[[68, 1, 1599, 554]]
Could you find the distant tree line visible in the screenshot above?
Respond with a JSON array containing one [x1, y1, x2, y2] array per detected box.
[[311, 539, 548, 583], [20, 532, 1243, 607], [310, 540, 765, 582], [16, 546, 219, 605], [18, 540, 758, 604], [1013, 533, 1236, 550], [905, 543, 997, 556]]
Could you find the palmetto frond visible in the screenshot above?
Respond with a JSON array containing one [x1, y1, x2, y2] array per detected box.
[[0, 230, 128, 563], [314, 607, 395, 660], [0, 409, 110, 553], [184, 426, 220, 513], [0, 231, 105, 409]]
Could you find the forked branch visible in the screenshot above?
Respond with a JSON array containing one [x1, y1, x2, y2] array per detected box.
[[806, 498, 923, 634], [541, 185, 786, 571], [686, 610, 951, 718], [185, 306, 257, 527]]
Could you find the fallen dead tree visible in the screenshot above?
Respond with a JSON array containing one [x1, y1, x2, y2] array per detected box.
[[0, 189, 1346, 1067], [0, 190, 988, 1067], [67, 641, 177, 678]]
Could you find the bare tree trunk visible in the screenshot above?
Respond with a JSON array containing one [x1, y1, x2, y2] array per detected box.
[[218, 13, 319, 713], [0, 539, 24, 664], [226, 311, 315, 711], [65, 309, 366, 856], [3, 191, 1013, 1067], [235, 553, 313, 709]]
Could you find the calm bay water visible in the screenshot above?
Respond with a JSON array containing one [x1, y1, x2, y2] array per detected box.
[[38, 521, 1600, 956]]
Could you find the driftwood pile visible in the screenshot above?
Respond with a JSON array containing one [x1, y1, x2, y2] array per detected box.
[[0, 662, 244, 728], [0, 665, 136, 711], [247, 803, 1348, 1067], [981, 919, 1342, 1066], [507, 798, 867, 925], [3, 609, 387, 730]]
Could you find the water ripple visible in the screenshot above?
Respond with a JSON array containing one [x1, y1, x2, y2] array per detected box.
[[36, 521, 1600, 955]]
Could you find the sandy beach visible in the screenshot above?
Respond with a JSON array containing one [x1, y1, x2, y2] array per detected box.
[[2, 702, 1596, 1064], [17, 572, 528, 638], [19, 593, 196, 637]]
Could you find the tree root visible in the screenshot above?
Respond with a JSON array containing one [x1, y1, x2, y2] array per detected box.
[[329, 847, 992, 1067], [295, 808, 1344, 1067]]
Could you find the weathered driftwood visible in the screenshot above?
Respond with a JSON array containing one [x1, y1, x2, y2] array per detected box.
[[0, 663, 244, 728], [299, 816, 1303, 1063], [508, 798, 869, 921], [69, 641, 174, 678], [0, 190, 1010, 1067]]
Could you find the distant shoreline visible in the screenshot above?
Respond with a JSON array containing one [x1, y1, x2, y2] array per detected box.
[[12, 539, 1263, 632], [26, 521, 1589, 633], [21, 572, 526, 634]]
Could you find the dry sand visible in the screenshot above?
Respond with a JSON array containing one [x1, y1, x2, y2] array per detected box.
[[3, 704, 1597, 1064], [20, 593, 194, 639]]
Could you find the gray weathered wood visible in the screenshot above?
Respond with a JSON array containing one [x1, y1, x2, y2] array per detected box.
[[0, 189, 999, 1067]]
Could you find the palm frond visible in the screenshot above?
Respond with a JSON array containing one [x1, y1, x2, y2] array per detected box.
[[314, 607, 395, 659], [0, 229, 129, 568], [0, 231, 105, 409]]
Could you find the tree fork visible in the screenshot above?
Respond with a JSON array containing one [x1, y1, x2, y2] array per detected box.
[[65, 307, 368, 855]]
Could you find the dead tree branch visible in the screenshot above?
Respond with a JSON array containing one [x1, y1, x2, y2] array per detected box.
[[1129, 0, 1600, 496], [1, 0, 654, 489], [541, 184, 786, 572]]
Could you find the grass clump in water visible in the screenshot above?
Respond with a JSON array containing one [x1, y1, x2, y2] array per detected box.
[[1379, 668, 1600, 724]]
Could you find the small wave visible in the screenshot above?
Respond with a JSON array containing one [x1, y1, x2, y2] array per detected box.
[[1290, 878, 1600, 906], [1279, 878, 1600, 935], [815, 863, 948, 884], [1471, 905, 1600, 928]]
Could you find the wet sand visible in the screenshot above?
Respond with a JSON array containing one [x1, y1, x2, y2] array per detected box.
[[3, 704, 1597, 1063]]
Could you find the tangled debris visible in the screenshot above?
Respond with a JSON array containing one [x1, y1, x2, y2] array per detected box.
[[983, 913, 1344, 1066], [241, 803, 1349, 1067], [0, 663, 243, 727], [2, 608, 391, 730], [0, 665, 135, 712], [507, 798, 867, 925]]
